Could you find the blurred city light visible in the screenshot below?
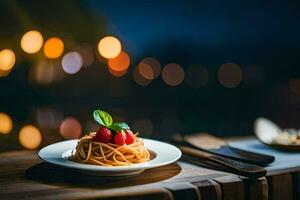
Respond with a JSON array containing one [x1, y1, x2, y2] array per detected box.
[[133, 66, 152, 86], [98, 36, 122, 59], [108, 67, 128, 77], [162, 63, 185, 86], [289, 78, 300, 95], [20, 30, 44, 54], [138, 61, 154, 80], [185, 65, 209, 88], [43, 37, 64, 59], [138, 57, 161, 80], [62, 51, 83, 74], [218, 63, 243, 88], [19, 125, 42, 149], [59, 117, 82, 139], [0, 49, 16, 71], [0, 69, 12, 77], [107, 51, 130, 76], [75, 44, 94, 67], [29, 59, 64, 85], [0, 113, 13, 134]]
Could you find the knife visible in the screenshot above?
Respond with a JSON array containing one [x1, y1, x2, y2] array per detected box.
[[179, 145, 267, 178], [174, 133, 274, 166]]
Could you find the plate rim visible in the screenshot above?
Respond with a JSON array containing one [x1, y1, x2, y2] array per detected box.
[[38, 138, 182, 172]]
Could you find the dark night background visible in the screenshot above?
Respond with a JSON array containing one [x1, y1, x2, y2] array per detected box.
[[1, 0, 300, 152]]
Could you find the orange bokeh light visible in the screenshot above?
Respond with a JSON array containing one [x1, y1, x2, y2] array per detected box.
[[138, 62, 154, 80], [59, 117, 82, 139], [43, 37, 64, 59], [0, 112, 13, 134], [162, 63, 185, 86], [218, 63, 243, 88], [98, 36, 122, 59], [108, 67, 128, 77], [138, 57, 161, 80], [133, 66, 152, 86], [19, 125, 42, 149], [0, 49, 16, 71], [21, 30, 44, 54], [0, 69, 12, 77], [108, 51, 130, 72]]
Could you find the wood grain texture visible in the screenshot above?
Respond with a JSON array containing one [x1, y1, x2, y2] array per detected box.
[[192, 179, 222, 200], [270, 173, 293, 200], [213, 175, 244, 200], [0, 151, 227, 200], [242, 177, 268, 200], [162, 182, 200, 200], [2, 134, 300, 200]]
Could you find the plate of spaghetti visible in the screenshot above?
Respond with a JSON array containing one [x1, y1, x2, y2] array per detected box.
[[39, 109, 181, 176]]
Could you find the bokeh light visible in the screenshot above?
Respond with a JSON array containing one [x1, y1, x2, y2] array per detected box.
[[59, 117, 82, 139], [0, 113, 13, 134], [218, 63, 243, 88], [108, 67, 128, 77], [0, 49, 16, 71], [62, 51, 83, 74], [133, 66, 152, 86], [107, 51, 130, 73], [75, 44, 94, 67], [29, 59, 64, 85], [138, 57, 161, 80], [43, 37, 64, 59], [289, 78, 300, 95], [98, 36, 122, 59], [20, 30, 43, 54], [19, 125, 42, 149], [138, 62, 154, 80], [0, 69, 12, 77], [162, 63, 185, 86], [185, 65, 209, 88]]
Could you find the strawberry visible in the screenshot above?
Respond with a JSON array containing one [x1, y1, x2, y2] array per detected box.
[[125, 130, 134, 144], [93, 127, 112, 143], [114, 130, 126, 145]]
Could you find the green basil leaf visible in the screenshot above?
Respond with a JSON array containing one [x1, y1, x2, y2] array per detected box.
[[109, 122, 130, 131], [93, 109, 113, 127]]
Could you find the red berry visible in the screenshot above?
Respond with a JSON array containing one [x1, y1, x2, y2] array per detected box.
[[114, 130, 126, 145], [125, 130, 134, 144], [93, 127, 112, 143]]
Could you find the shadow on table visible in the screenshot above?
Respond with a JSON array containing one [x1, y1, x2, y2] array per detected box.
[[25, 162, 181, 189]]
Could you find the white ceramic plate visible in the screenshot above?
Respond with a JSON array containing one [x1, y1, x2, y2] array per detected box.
[[38, 138, 182, 176]]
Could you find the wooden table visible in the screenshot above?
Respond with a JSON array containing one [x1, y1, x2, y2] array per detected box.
[[1, 137, 300, 200]]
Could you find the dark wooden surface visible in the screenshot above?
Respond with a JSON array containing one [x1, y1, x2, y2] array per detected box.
[[1, 138, 300, 200]]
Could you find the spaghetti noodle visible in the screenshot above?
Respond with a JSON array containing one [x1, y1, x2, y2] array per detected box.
[[74, 132, 150, 166]]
